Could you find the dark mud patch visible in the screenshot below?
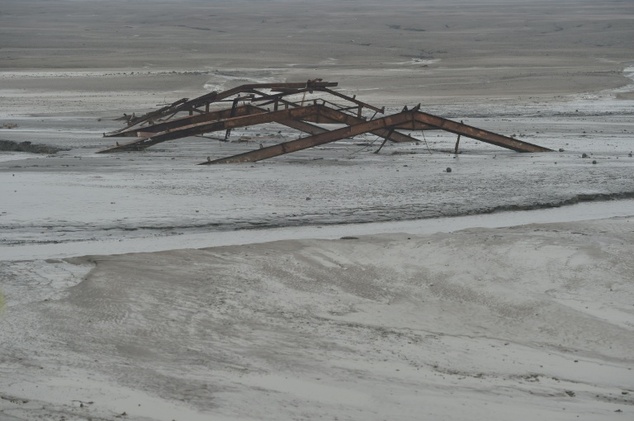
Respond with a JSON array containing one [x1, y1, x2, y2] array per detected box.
[[5, 192, 633, 248], [0, 140, 67, 154]]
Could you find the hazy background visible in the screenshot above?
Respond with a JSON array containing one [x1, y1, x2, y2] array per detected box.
[[1, 0, 632, 102]]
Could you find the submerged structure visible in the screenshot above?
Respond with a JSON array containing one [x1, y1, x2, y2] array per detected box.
[[101, 79, 551, 163]]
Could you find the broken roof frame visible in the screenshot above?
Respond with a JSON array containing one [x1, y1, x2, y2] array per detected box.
[[101, 79, 551, 163]]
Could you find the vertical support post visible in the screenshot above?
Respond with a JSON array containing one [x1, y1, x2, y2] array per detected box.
[[454, 135, 461, 154], [224, 98, 240, 141], [454, 120, 463, 155], [375, 128, 393, 154]]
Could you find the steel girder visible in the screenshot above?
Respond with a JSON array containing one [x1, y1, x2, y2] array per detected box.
[[199, 108, 550, 164], [101, 80, 551, 160]]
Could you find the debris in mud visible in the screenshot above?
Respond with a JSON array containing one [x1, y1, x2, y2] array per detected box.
[[0, 139, 66, 154], [71, 400, 94, 408], [0, 394, 29, 404], [101, 80, 552, 163], [2, 122, 18, 129]]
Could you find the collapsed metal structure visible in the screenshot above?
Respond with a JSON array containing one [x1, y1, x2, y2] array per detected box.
[[101, 79, 551, 163]]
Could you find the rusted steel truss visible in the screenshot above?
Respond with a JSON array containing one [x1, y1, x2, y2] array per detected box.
[[101, 79, 551, 159]]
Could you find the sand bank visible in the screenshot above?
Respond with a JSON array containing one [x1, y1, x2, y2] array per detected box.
[[1, 218, 633, 420]]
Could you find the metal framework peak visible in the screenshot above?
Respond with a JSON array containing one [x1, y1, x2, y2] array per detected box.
[[100, 79, 551, 159]]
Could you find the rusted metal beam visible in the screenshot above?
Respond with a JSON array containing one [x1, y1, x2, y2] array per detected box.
[[103, 79, 552, 160], [180, 80, 337, 113], [99, 105, 323, 153], [197, 107, 551, 164], [241, 104, 330, 136], [251, 88, 387, 123], [201, 110, 417, 164], [315, 106, 426, 143], [108, 81, 338, 134], [268, 106, 419, 144], [412, 111, 552, 152], [250, 100, 422, 144], [320, 88, 384, 114], [106, 97, 189, 136], [110, 103, 328, 146], [250, 89, 313, 108], [275, 118, 328, 136], [132, 98, 188, 122], [105, 104, 264, 138]]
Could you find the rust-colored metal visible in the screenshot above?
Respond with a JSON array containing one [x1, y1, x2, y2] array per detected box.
[[412, 111, 550, 152], [201, 110, 418, 165], [106, 104, 262, 138], [313, 105, 428, 143], [100, 105, 323, 152], [101, 79, 551, 160], [104, 80, 338, 137]]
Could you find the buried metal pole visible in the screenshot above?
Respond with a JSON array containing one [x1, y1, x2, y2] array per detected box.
[[375, 138, 389, 154], [454, 120, 463, 154], [374, 128, 393, 154], [224, 97, 241, 141]]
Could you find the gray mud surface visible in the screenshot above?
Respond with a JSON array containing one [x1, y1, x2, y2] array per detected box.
[[1, 218, 633, 420], [0, 140, 65, 154], [1, 1, 634, 420]]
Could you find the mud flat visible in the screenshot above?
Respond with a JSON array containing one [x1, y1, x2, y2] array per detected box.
[[1, 0, 633, 112], [1, 1, 634, 420], [1, 218, 633, 420]]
